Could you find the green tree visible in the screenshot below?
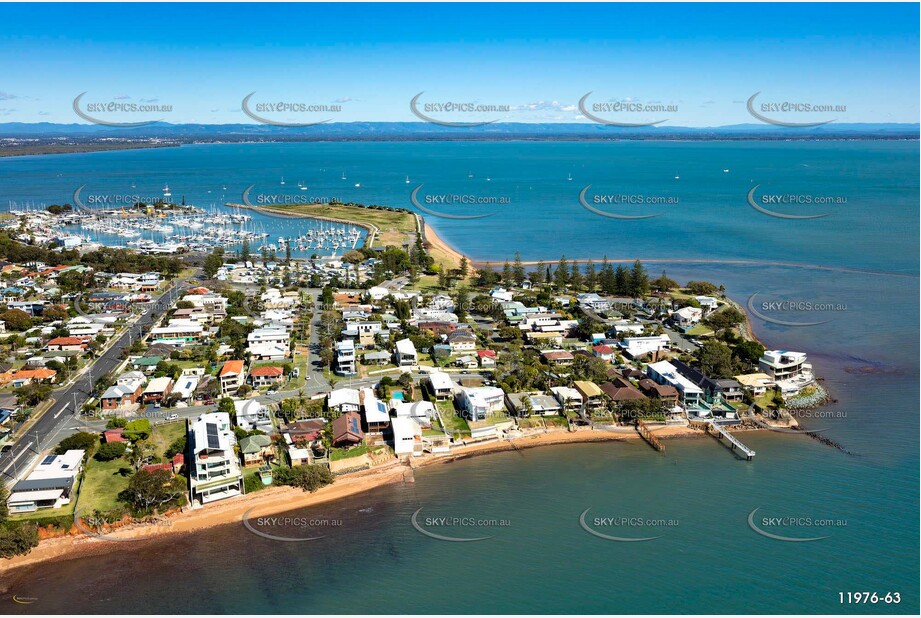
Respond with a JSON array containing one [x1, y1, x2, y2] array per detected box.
[[569, 262, 584, 291], [613, 265, 629, 295], [218, 397, 236, 415], [0, 309, 32, 331], [698, 340, 735, 378], [203, 248, 225, 279], [628, 259, 649, 298], [121, 469, 186, 513], [273, 464, 334, 492], [706, 307, 745, 331], [458, 256, 469, 280], [554, 255, 570, 290], [0, 478, 8, 523], [584, 260, 597, 291], [0, 523, 39, 559], [512, 251, 525, 287], [651, 270, 678, 293], [55, 432, 96, 456], [502, 260, 513, 285], [95, 442, 128, 461]]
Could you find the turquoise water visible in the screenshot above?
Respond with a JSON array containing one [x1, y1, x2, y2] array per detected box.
[[0, 142, 917, 613]]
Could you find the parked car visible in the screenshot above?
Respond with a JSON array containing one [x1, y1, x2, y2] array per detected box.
[[266, 389, 278, 396], [165, 413, 179, 421]]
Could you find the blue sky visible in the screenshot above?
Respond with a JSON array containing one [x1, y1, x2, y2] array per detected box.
[[0, 3, 917, 126]]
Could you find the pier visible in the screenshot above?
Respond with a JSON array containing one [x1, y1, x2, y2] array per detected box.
[[706, 422, 755, 460], [636, 420, 666, 453]]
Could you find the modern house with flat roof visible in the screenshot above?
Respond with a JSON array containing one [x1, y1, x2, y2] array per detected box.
[[8, 450, 84, 513], [645, 360, 704, 407], [334, 339, 357, 376], [394, 338, 418, 367], [189, 412, 243, 505]]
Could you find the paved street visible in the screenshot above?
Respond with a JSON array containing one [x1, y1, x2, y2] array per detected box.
[[0, 281, 188, 482]]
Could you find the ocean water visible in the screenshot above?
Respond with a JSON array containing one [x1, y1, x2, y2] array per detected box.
[[0, 142, 917, 614]]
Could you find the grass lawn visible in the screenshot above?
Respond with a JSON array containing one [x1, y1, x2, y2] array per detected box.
[[79, 457, 133, 514], [148, 422, 186, 459], [684, 324, 714, 337], [435, 400, 471, 436], [330, 444, 370, 461]]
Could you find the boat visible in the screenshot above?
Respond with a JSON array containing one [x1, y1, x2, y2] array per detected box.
[[567, 172, 573, 181], [163, 184, 172, 197], [280, 177, 285, 185], [341, 172, 347, 180], [723, 169, 729, 173], [405, 176, 410, 184], [354, 183, 361, 188]]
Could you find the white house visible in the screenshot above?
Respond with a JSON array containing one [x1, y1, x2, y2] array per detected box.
[[390, 416, 423, 457], [645, 360, 704, 406], [428, 371, 455, 400], [671, 306, 703, 329], [334, 340, 357, 376], [234, 400, 273, 433], [395, 338, 418, 367], [619, 334, 670, 359], [550, 386, 583, 411], [457, 386, 505, 421], [328, 388, 361, 413], [7, 450, 85, 513], [189, 412, 243, 504]]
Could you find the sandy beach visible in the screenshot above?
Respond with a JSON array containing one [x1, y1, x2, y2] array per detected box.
[[0, 425, 709, 573], [422, 220, 470, 269]]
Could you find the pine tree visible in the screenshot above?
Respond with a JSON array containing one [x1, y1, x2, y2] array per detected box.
[[569, 262, 584, 291], [502, 260, 513, 284], [629, 259, 649, 298], [512, 251, 526, 286], [614, 265, 629, 295], [530, 261, 545, 285], [554, 255, 570, 290], [585, 260, 597, 291]]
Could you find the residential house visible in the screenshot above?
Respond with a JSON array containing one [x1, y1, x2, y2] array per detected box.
[[477, 349, 497, 368], [592, 344, 616, 362], [447, 329, 477, 353], [391, 416, 423, 457], [45, 336, 89, 353], [234, 399, 273, 433], [361, 388, 391, 432], [331, 411, 364, 447], [132, 355, 163, 374], [100, 383, 143, 411], [219, 360, 246, 395], [505, 392, 562, 417], [671, 359, 744, 402], [734, 373, 774, 397], [645, 360, 704, 407], [141, 377, 173, 405], [394, 338, 418, 367], [7, 450, 84, 513], [618, 334, 671, 360], [334, 340, 357, 376], [427, 372, 455, 400], [10, 368, 57, 387], [671, 306, 703, 330], [457, 386, 505, 421], [189, 412, 243, 504], [239, 434, 275, 467], [550, 386, 583, 411], [637, 378, 680, 403], [327, 388, 361, 414], [541, 350, 574, 366], [248, 366, 285, 388], [391, 400, 434, 428], [172, 374, 201, 404], [599, 378, 647, 405], [573, 381, 606, 411]]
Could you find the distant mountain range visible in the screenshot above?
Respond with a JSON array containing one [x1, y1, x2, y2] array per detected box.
[[0, 122, 917, 140]]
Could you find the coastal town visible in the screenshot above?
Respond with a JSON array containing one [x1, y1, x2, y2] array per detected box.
[[0, 201, 828, 562]]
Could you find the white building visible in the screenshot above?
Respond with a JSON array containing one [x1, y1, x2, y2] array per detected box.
[[234, 400, 273, 433], [247, 327, 289, 348], [619, 334, 670, 359], [7, 450, 85, 513], [550, 386, 583, 410], [395, 338, 418, 367], [328, 388, 361, 413], [334, 340, 357, 376], [759, 350, 814, 394], [391, 417, 423, 456], [457, 386, 505, 421], [646, 360, 704, 406], [189, 412, 243, 504]]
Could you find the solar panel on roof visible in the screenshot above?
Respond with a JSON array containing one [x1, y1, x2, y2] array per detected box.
[[41, 455, 56, 465], [205, 423, 220, 449]]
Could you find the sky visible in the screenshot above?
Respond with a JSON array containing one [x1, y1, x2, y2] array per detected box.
[[0, 2, 918, 126]]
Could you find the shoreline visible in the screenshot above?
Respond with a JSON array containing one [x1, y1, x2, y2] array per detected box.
[[1, 425, 716, 574]]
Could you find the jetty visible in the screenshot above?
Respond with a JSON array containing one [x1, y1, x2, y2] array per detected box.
[[705, 422, 755, 461], [636, 420, 666, 453]]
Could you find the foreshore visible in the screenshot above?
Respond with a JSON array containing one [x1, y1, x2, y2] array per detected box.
[[1, 424, 708, 574]]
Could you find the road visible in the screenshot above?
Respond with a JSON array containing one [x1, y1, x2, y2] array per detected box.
[[0, 281, 188, 482]]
